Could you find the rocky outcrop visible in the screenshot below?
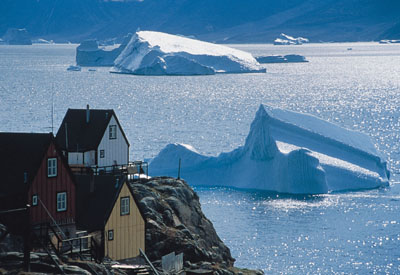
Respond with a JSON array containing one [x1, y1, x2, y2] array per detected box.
[[130, 177, 263, 274], [130, 177, 234, 265]]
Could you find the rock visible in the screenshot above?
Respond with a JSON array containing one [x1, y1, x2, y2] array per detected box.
[[129, 177, 235, 267]]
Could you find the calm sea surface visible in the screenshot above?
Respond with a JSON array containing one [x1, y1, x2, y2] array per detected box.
[[1, 43, 399, 273]]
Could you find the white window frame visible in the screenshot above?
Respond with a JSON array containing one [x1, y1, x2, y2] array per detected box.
[[48, 158, 57, 177], [108, 230, 114, 241], [32, 194, 38, 206], [120, 197, 130, 216], [109, 125, 117, 140], [100, 149, 105, 158], [57, 192, 67, 212]]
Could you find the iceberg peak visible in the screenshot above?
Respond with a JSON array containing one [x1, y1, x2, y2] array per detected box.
[[244, 105, 278, 160]]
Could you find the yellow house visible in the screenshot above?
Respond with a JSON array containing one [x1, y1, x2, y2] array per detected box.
[[76, 174, 145, 261]]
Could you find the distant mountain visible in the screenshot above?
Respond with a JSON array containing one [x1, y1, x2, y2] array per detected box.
[[1, 0, 399, 43]]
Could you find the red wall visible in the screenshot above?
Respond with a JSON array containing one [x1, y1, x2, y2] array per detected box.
[[28, 142, 76, 226]]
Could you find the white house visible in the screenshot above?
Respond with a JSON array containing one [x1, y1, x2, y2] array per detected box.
[[56, 105, 129, 168]]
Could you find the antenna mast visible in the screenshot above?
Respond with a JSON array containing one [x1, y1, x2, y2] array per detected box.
[[51, 89, 54, 134]]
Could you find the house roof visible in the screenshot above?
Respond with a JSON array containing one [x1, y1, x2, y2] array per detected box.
[[0, 133, 53, 197], [56, 108, 130, 152], [75, 175, 145, 232], [75, 174, 125, 231]]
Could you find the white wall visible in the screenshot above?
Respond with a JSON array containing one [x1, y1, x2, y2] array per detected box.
[[84, 150, 96, 166], [97, 115, 129, 167], [68, 152, 83, 165]]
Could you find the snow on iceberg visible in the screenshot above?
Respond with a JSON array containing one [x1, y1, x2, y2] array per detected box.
[[112, 31, 266, 75], [149, 105, 389, 194], [274, 33, 309, 45]]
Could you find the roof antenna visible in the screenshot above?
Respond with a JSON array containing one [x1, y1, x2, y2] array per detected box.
[[51, 90, 54, 134]]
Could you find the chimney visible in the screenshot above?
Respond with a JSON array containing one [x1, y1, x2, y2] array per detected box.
[[86, 104, 90, 124]]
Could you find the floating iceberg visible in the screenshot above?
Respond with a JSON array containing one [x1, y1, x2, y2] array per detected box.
[[256, 54, 308, 63], [67, 65, 81, 71], [112, 31, 266, 75], [274, 33, 309, 45], [149, 105, 389, 194], [76, 34, 132, 66], [379, 39, 400, 44], [32, 38, 54, 44], [2, 28, 32, 45]]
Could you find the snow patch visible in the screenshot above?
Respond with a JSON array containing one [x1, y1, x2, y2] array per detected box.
[[149, 105, 389, 194], [112, 31, 266, 75], [274, 33, 309, 45]]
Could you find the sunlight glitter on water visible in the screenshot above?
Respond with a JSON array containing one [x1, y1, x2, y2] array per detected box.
[[1, 43, 400, 273]]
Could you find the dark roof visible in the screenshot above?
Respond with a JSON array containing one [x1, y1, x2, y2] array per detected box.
[[56, 108, 129, 152], [75, 174, 126, 231], [0, 133, 53, 197]]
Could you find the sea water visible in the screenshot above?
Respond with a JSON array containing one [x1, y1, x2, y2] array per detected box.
[[0, 43, 399, 273]]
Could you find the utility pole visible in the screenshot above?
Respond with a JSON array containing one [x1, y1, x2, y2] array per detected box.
[[177, 158, 181, 180]]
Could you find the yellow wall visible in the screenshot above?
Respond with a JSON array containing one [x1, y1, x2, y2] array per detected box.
[[104, 183, 145, 260]]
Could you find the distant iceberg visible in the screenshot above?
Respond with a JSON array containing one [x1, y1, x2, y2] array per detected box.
[[112, 31, 266, 75], [76, 33, 132, 66], [2, 28, 32, 45], [379, 39, 400, 44], [274, 33, 309, 45], [149, 105, 389, 194], [256, 54, 308, 63]]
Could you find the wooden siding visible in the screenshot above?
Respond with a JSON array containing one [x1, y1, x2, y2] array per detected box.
[[104, 183, 145, 260], [97, 115, 129, 167], [28, 142, 76, 226]]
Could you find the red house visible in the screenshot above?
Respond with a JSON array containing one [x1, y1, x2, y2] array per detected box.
[[0, 133, 76, 235]]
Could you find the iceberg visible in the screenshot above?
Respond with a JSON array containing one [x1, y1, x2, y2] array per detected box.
[[379, 39, 400, 44], [274, 33, 309, 45], [67, 65, 81, 71], [112, 31, 266, 75], [256, 54, 308, 63], [149, 105, 389, 194], [2, 28, 32, 45], [76, 34, 132, 66]]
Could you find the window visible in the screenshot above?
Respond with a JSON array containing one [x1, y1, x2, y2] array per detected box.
[[108, 230, 114, 241], [32, 194, 38, 206], [48, 158, 57, 177], [100, 150, 105, 158], [57, 192, 67, 212], [120, 197, 130, 216], [109, 125, 117, 139]]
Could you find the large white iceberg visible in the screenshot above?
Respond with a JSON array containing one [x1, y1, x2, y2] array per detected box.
[[112, 31, 266, 75], [149, 105, 389, 194]]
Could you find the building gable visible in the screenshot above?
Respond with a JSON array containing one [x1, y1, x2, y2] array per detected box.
[[97, 114, 129, 166], [56, 107, 130, 166], [28, 142, 76, 226], [104, 182, 145, 260]]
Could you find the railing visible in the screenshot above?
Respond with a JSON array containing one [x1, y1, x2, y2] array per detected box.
[[140, 248, 160, 275], [58, 234, 91, 255], [70, 161, 149, 179]]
